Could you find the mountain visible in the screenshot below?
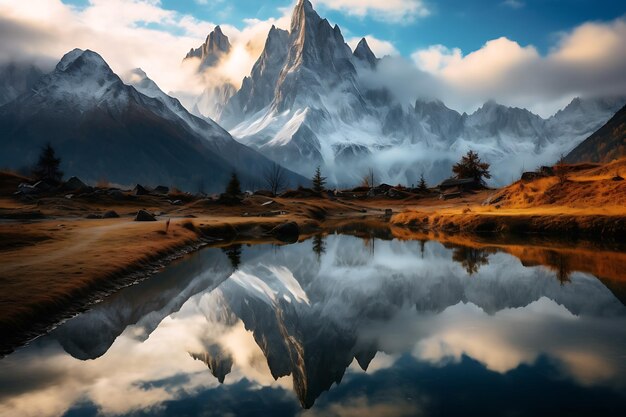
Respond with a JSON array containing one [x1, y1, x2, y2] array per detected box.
[[183, 25, 231, 69], [352, 38, 378, 69], [0, 62, 46, 106], [214, 0, 625, 186], [565, 105, 626, 164], [0, 49, 306, 191], [180, 26, 237, 121]]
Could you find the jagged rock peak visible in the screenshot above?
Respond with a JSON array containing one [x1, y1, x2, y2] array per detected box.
[[184, 25, 231, 68], [353, 38, 378, 68]]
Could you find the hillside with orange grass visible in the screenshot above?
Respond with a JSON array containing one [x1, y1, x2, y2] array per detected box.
[[487, 158, 626, 210], [392, 159, 626, 239]]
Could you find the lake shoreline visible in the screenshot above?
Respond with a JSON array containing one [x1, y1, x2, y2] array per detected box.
[[2, 158, 626, 355], [2, 207, 626, 356]]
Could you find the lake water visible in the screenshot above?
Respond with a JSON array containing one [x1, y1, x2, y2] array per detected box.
[[1, 235, 626, 416]]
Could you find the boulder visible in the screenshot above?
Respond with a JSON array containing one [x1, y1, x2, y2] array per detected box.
[[33, 180, 54, 192], [63, 176, 88, 191], [85, 213, 102, 219], [135, 209, 156, 222], [102, 210, 120, 218], [153, 185, 169, 195], [17, 183, 38, 195], [269, 221, 299, 242], [133, 184, 150, 196]]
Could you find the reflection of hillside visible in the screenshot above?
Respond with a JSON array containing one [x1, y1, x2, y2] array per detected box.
[[46, 234, 626, 408], [203, 235, 625, 407], [392, 229, 626, 304], [53, 248, 234, 360]]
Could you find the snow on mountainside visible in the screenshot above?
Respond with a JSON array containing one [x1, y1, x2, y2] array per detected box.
[[0, 49, 306, 191], [0, 62, 46, 106], [209, 0, 625, 186]]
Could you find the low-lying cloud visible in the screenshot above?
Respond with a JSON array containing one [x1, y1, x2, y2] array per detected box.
[[411, 17, 626, 116]]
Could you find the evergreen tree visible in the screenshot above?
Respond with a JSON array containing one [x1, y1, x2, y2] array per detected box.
[[417, 173, 428, 193], [452, 150, 491, 185], [312, 234, 326, 261], [222, 244, 242, 270], [312, 165, 327, 193], [225, 172, 242, 196], [32, 143, 63, 182]]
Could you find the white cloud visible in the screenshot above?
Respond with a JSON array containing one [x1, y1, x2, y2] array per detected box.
[[411, 44, 462, 73], [0, 0, 295, 97], [313, 0, 429, 23], [347, 35, 399, 57], [410, 18, 626, 115]]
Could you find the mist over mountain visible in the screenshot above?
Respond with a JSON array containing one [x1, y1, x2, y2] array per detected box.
[[198, 0, 626, 186], [0, 0, 623, 188], [0, 49, 305, 191], [180, 26, 237, 121], [565, 104, 626, 164]]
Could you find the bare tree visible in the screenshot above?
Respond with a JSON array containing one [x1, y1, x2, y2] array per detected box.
[[264, 162, 287, 196], [362, 168, 375, 189], [555, 154, 568, 184]]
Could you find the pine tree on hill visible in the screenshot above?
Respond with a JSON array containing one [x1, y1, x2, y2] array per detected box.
[[312, 165, 327, 193], [417, 173, 428, 193], [225, 172, 242, 197], [452, 150, 491, 185], [32, 143, 63, 182]]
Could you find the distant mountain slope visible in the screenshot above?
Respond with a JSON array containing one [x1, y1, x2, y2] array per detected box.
[[214, 0, 625, 186], [0, 62, 46, 106], [565, 105, 626, 164], [0, 49, 305, 191]]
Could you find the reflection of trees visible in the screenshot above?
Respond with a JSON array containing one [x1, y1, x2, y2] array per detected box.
[[312, 235, 326, 261], [419, 239, 426, 259], [452, 246, 490, 276], [362, 237, 375, 256], [545, 250, 572, 285], [222, 244, 242, 270]]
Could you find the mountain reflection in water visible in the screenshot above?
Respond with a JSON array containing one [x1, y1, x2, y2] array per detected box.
[[1, 235, 626, 417]]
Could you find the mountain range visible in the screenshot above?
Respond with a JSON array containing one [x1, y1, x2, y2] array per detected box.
[[566, 104, 626, 164], [186, 0, 625, 186], [0, 49, 305, 192], [0, 0, 624, 190]]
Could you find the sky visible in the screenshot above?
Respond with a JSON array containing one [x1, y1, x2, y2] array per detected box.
[[0, 0, 625, 116]]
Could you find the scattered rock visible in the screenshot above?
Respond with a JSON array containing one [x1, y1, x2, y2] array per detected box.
[[17, 183, 38, 195], [612, 175, 624, 181], [133, 184, 150, 196], [63, 176, 88, 191], [135, 209, 156, 222], [153, 185, 169, 195], [85, 213, 102, 219], [102, 210, 120, 219], [269, 221, 299, 242], [168, 199, 183, 205]]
